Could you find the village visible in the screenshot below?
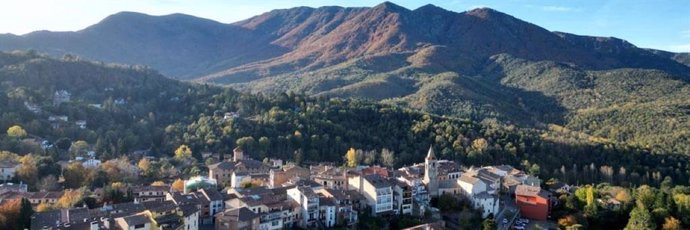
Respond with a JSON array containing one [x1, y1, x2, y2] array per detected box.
[[0, 144, 592, 230]]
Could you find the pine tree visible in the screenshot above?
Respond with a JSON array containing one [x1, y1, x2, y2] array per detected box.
[[18, 198, 33, 230]]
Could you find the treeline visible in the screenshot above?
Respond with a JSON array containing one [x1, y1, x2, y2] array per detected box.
[[1, 51, 690, 188], [552, 177, 690, 229]]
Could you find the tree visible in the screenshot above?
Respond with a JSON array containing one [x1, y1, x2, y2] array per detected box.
[[17, 154, 38, 187], [662, 216, 681, 230], [36, 203, 52, 212], [616, 189, 632, 203], [482, 217, 496, 230], [345, 148, 358, 167], [37, 175, 59, 192], [584, 186, 598, 217], [69, 140, 89, 157], [6, 125, 27, 139], [57, 189, 84, 209], [471, 138, 488, 152], [529, 163, 541, 176], [172, 178, 185, 192], [0, 199, 21, 229], [151, 181, 166, 186], [138, 158, 151, 174], [18, 198, 32, 230], [63, 162, 88, 188], [625, 205, 656, 230], [174, 145, 192, 159], [381, 148, 396, 168]]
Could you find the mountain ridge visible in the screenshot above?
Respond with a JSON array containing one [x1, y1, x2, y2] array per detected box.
[[1, 2, 690, 155]]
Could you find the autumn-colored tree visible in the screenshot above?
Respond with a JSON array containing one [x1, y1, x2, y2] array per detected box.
[[558, 214, 579, 227], [471, 138, 488, 151], [36, 203, 52, 212], [6, 125, 27, 139], [63, 162, 88, 188], [175, 145, 192, 159], [345, 148, 358, 167], [151, 181, 166, 186], [171, 178, 185, 192], [662, 216, 681, 230], [138, 158, 151, 174], [17, 154, 38, 187], [101, 157, 138, 183], [57, 189, 84, 209], [616, 189, 633, 203], [0, 199, 18, 229]]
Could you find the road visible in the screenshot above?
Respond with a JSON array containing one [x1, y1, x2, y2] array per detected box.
[[496, 194, 518, 230]]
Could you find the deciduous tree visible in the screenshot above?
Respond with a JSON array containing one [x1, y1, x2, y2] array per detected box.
[[6, 125, 27, 139]]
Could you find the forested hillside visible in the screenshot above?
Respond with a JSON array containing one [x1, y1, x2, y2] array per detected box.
[[1, 51, 690, 188], [2, 3, 690, 158]]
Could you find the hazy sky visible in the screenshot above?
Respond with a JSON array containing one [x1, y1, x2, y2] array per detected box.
[[2, 0, 689, 52]]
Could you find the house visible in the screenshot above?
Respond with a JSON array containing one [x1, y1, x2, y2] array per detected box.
[[391, 179, 414, 215], [0, 183, 27, 194], [360, 174, 393, 215], [0, 160, 19, 181], [196, 188, 225, 224], [318, 197, 337, 227], [317, 188, 358, 226], [215, 207, 260, 230], [270, 165, 310, 188], [287, 186, 320, 228], [53, 90, 71, 105], [208, 148, 271, 188], [132, 185, 170, 203], [28, 191, 64, 206], [310, 165, 348, 190], [115, 213, 152, 230], [515, 185, 551, 220], [457, 174, 499, 218], [82, 158, 102, 168], [75, 120, 87, 129], [180, 204, 200, 230]]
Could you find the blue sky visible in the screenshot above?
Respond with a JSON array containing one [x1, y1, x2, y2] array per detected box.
[[2, 0, 689, 52]]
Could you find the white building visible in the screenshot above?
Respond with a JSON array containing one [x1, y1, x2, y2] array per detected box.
[[0, 160, 19, 181], [180, 205, 200, 230], [360, 174, 393, 215], [288, 186, 320, 228]]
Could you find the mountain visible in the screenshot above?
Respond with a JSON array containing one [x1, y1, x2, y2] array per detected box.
[[1, 2, 690, 155], [3, 50, 689, 189], [0, 12, 287, 79]]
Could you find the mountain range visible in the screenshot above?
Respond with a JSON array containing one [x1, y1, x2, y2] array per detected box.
[[1, 2, 690, 155]]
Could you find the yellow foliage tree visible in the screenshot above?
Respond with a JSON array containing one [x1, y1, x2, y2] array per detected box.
[[615, 189, 632, 203], [6, 125, 27, 138], [175, 145, 192, 159], [137, 158, 151, 175], [345, 148, 358, 167], [36, 203, 52, 212], [57, 190, 84, 209], [662, 217, 681, 230], [471, 138, 489, 151], [171, 179, 185, 192], [17, 154, 38, 187]]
